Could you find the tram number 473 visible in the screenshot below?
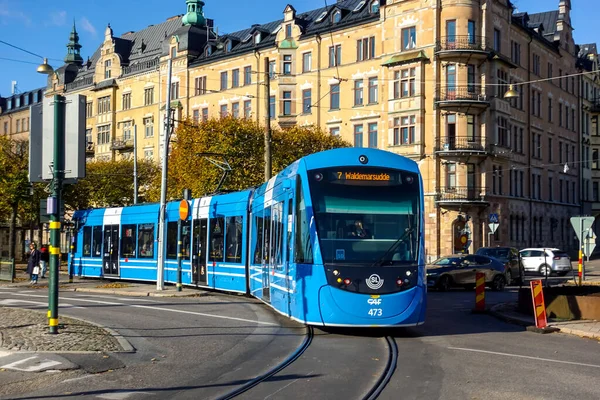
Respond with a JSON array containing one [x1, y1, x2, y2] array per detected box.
[[367, 298, 383, 316]]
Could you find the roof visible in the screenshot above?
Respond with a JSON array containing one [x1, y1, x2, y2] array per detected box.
[[0, 87, 45, 115], [191, 0, 379, 67], [528, 10, 559, 39]]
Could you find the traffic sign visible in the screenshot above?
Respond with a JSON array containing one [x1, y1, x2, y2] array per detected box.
[[488, 223, 499, 234], [489, 213, 499, 223], [179, 200, 190, 220], [570, 216, 595, 242], [584, 234, 596, 257]]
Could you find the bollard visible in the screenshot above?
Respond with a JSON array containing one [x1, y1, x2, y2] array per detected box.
[[473, 272, 486, 313], [578, 250, 583, 286], [530, 280, 547, 329]]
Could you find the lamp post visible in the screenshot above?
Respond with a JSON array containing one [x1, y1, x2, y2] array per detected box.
[[37, 58, 63, 334]]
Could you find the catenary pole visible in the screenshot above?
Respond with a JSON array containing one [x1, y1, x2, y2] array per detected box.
[[133, 124, 138, 205], [264, 57, 271, 181], [156, 58, 173, 290]]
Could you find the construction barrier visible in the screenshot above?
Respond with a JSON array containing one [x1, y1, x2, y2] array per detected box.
[[474, 272, 485, 311], [530, 280, 547, 329], [0, 258, 14, 282]]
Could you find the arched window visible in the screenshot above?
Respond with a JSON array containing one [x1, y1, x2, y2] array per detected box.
[[370, 0, 380, 13], [332, 10, 341, 23]]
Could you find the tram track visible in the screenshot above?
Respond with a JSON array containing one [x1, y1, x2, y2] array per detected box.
[[362, 336, 398, 400], [215, 326, 314, 400]]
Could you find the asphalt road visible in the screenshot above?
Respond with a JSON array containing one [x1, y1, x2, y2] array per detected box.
[[1, 284, 599, 400]]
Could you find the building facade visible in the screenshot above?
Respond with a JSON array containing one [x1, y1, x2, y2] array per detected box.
[[4, 0, 591, 259]]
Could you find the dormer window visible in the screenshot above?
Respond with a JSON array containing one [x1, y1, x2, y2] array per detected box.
[[104, 59, 112, 79], [205, 45, 213, 56], [226, 40, 232, 52], [315, 11, 327, 23], [369, 1, 380, 13], [171, 46, 177, 58], [254, 32, 261, 44], [285, 23, 292, 38], [332, 10, 341, 23]]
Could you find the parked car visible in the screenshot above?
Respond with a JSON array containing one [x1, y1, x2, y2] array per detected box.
[[475, 246, 524, 285], [519, 248, 572, 276], [426, 254, 508, 291]]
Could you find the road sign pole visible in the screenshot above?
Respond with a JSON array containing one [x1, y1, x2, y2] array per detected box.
[[49, 94, 65, 335], [176, 218, 182, 292]]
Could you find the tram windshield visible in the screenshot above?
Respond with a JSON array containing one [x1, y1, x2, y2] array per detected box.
[[308, 167, 420, 266]]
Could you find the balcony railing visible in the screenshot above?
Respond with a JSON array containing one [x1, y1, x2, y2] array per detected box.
[[435, 85, 489, 103], [435, 136, 486, 153], [110, 136, 134, 151], [65, 76, 94, 92], [122, 58, 160, 76], [435, 35, 490, 53], [437, 186, 487, 203]]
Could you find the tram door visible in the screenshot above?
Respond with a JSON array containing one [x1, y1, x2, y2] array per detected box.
[[102, 225, 120, 276], [192, 218, 208, 285], [262, 206, 272, 302]]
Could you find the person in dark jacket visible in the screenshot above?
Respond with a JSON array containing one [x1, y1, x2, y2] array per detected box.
[[27, 242, 41, 284], [40, 244, 49, 278]]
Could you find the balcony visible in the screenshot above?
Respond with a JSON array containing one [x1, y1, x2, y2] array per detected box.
[[110, 136, 134, 152], [587, 98, 600, 114], [85, 142, 95, 156], [435, 136, 487, 156], [436, 186, 488, 206], [435, 36, 491, 60], [434, 85, 490, 114]]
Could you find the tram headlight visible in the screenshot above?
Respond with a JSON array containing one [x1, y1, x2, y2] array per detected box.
[[336, 277, 342, 283], [333, 269, 340, 276], [396, 278, 404, 286], [406, 270, 412, 276]]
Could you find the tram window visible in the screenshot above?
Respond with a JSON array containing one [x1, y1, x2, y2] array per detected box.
[[225, 216, 243, 263], [166, 222, 178, 259], [273, 203, 284, 268], [138, 224, 155, 258], [92, 226, 103, 257], [209, 217, 225, 262], [121, 224, 137, 258], [181, 221, 191, 259], [287, 197, 293, 262], [294, 176, 313, 264], [82, 226, 92, 256], [253, 212, 264, 264], [263, 207, 272, 262]]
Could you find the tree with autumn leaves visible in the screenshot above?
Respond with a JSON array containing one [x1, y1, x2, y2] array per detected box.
[[148, 117, 350, 200]]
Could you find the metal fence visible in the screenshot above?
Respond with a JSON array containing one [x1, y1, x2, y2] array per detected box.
[[0, 258, 14, 282]]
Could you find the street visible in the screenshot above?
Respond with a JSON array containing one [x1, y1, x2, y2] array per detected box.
[[0, 282, 599, 400]]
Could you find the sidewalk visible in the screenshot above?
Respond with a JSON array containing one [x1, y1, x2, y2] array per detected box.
[[490, 302, 600, 340]]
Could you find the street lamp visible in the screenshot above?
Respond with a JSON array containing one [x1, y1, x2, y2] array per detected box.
[[503, 84, 519, 99], [37, 58, 64, 335]]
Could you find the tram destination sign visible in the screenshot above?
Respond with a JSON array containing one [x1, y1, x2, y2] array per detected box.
[[318, 168, 415, 186]]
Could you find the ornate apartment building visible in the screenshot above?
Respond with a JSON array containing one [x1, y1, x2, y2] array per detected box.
[[1, 0, 592, 258]]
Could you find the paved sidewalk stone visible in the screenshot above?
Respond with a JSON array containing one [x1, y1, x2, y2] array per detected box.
[[0, 307, 124, 353]]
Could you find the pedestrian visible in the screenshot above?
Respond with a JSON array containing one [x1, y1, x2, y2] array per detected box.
[[27, 242, 41, 284], [40, 244, 49, 278]]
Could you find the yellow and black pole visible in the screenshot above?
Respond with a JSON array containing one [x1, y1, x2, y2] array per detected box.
[[48, 94, 65, 334]]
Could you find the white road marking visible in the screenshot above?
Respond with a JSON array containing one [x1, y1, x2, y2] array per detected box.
[[96, 392, 154, 399], [61, 375, 97, 384], [76, 294, 158, 303], [0, 298, 84, 309], [0, 351, 13, 358], [6, 292, 279, 326], [448, 347, 600, 369], [1, 355, 63, 372]]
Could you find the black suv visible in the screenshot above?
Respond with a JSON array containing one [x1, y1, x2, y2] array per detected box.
[[475, 247, 524, 285]]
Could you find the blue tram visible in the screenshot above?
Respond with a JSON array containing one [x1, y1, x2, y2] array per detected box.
[[71, 148, 426, 327]]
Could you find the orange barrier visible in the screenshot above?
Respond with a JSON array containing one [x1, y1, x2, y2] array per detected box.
[[578, 250, 583, 286], [530, 280, 547, 329], [474, 272, 485, 312]]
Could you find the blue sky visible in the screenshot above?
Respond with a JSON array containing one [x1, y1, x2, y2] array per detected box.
[[1, 0, 598, 95]]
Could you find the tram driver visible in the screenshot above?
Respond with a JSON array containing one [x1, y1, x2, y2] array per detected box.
[[347, 219, 370, 239]]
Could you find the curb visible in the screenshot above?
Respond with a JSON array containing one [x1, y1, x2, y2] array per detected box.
[[68, 316, 136, 353], [488, 303, 532, 327], [552, 325, 600, 340]]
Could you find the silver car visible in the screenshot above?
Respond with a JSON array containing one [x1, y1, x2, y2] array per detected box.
[[519, 248, 572, 276]]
